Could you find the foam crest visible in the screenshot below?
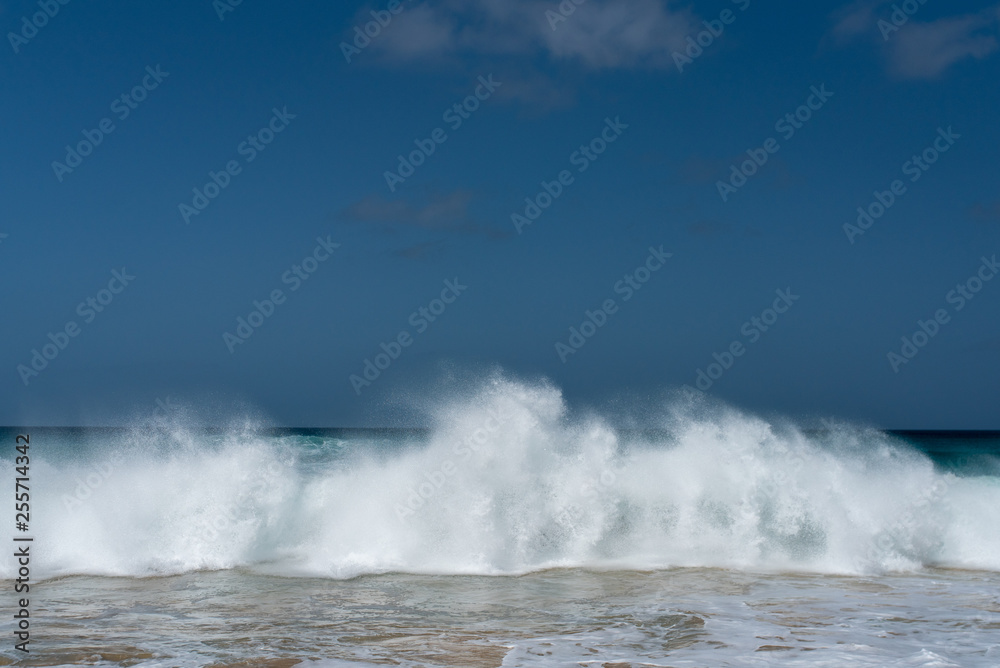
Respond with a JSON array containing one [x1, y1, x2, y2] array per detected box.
[[3, 377, 998, 580]]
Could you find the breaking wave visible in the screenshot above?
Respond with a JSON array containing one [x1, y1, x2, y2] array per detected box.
[[4, 376, 999, 580]]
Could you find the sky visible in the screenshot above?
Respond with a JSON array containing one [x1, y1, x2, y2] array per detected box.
[[1, 0, 998, 428]]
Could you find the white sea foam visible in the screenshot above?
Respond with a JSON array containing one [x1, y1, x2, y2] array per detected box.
[[4, 376, 999, 580]]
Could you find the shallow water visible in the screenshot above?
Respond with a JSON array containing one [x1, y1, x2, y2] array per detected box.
[[4, 567, 999, 666]]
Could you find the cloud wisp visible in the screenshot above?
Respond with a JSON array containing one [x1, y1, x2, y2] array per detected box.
[[341, 189, 509, 240], [355, 0, 698, 70], [828, 2, 1000, 79]]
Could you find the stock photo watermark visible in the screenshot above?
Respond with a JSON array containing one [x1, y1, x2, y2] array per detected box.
[[556, 246, 671, 363], [887, 254, 997, 372], [545, 0, 586, 30], [213, 0, 245, 21], [384, 75, 501, 192], [878, 0, 929, 40], [844, 126, 960, 244], [554, 467, 618, 532], [340, 0, 417, 63], [686, 288, 800, 391], [61, 461, 115, 512], [854, 476, 952, 572], [672, 0, 751, 73], [179, 106, 297, 224], [153, 395, 180, 418], [717, 84, 833, 201], [198, 456, 294, 541], [512, 116, 628, 234], [349, 278, 468, 394], [51, 65, 170, 182], [7, 0, 72, 53], [58, 393, 175, 512], [17, 268, 136, 386], [395, 405, 505, 522], [223, 236, 340, 353]]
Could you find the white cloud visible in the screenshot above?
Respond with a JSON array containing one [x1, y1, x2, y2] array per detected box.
[[887, 11, 999, 79], [828, 2, 1000, 79], [829, 0, 880, 44], [365, 0, 698, 69], [342, 189, 509, 239]]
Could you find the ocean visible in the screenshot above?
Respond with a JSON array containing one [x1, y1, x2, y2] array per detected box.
[[2, 378, 998, 666]]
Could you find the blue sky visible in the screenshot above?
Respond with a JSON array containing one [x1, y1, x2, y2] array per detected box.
[[1, 0, 998, 428]]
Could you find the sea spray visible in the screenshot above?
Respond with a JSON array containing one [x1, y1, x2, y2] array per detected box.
[[3, 376, 999, 580]]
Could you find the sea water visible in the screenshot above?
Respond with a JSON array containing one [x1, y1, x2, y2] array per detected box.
[[1, 377, 997, 666]]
